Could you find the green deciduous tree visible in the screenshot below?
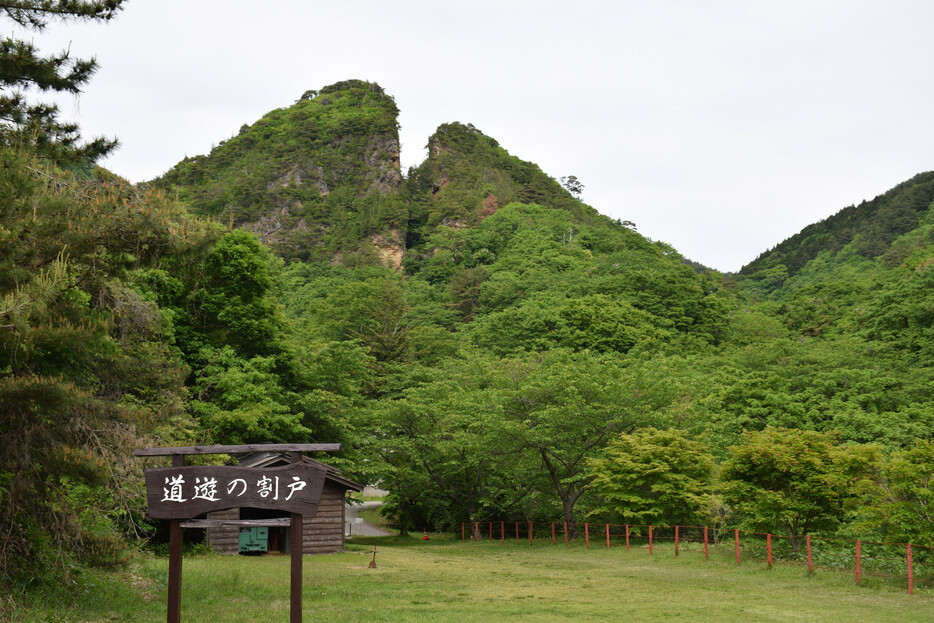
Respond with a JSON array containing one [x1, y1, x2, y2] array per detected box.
[[587, 428, 715, 526], [494, 350, 678, 529], [720, 428, 856, 546], [358, 356, 536, 534], [854, 440, 934, 546], [189, 346, 309, 445]]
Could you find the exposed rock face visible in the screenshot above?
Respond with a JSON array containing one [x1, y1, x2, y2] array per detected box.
[[370, 229, 405, 270], [152, 79, 405, 265], [268, 164, 329, 197], [366, 136, 402, 195]]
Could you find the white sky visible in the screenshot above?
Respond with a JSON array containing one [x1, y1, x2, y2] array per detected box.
[[19, 0, 934, 272]]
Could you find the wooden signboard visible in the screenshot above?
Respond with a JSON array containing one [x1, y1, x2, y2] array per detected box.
[[136, 444, 340, 623], [144, 463, 326, 519]]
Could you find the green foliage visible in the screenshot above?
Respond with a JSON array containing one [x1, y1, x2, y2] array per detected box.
[[854, 440, 934, 546], [0, 146, 210, 586], [720, 428, 858, 540], [587, 428, 715, 526], [862, 253, 934, 366], [9, 50, 934, 604], [0, 1, 123, 163], [408, 201, 728, 354], [357, 354, 536, 531], [492, 349, 688, 525], [192, 230, 286, 358], [189, 346, 309, 444]]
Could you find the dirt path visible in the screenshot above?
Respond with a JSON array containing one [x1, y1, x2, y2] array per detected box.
[[345, 500, 392, 537]]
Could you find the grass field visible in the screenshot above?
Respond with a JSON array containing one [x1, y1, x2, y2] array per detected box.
[[8, 534, 934, 622]]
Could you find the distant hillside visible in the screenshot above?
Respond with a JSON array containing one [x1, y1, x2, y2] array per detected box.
[[738, 172, 934, 297], [152, 80, 407, 265]]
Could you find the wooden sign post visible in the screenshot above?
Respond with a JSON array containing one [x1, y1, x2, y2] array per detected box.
[[136, 443, 340, 623]]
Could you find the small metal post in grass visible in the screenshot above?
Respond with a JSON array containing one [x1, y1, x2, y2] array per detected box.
[[501, 521, 504, 544], [462, 522, 465, 543], [515, 522, 519, 546], [767, 534, 772, 569], [908, 544, 914, 595], [625, 525, 630, 550], [735, 529, 740, 565], [564, 522, 568, 547], [649, 526, 653, 555], [703, 527, 708, 561], [606, 524, 610, 550], [585, 523, 589, 549], [529, 522, 534, 547], [675, 526, 679, 557]]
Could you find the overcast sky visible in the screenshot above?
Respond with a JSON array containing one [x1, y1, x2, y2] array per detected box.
[[21, 1, 934, 272]]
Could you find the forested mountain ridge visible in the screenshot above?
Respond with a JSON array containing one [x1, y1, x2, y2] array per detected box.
[[738, 171, 934, 299], [153, 81, 640, 273]]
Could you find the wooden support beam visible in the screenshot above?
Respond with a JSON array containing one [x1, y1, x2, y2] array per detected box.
[[180, 518, 292, 528], [135, 443, 341, 457], [167, 454, 184, 623], [290, 451, 303, 623]]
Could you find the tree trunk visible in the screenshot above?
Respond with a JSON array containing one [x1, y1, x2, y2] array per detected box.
[[562, 496, 578, 541]]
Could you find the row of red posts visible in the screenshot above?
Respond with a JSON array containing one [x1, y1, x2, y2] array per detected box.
[[461, 521, 918, 595]]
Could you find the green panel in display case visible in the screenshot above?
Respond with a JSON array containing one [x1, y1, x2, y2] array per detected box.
[[239, 527, 269, 553]]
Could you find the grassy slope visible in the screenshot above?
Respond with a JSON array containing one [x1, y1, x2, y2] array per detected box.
[[12, 537, 932, 622]]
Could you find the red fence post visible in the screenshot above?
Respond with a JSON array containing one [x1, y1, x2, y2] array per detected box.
[[474, 521, 479, 541], [767, 534, 772, 569], [564, 522, 568, 547], [501, 521, 504, 544], [585, 523, 590, 549], [856, 541, 862, 584], [462, 522, 465, 543], [907, 544, 914, 595], [625, 525, 630, 550], [704, 527, 709, 561], [807, 535, 812, 573], [675, 526, 679, 557], [515, 522, 519, 546], [551, 522, 556, 546], [735, 529, 740, 565], [649, 526, 653, 555], [529, 522, 534, 547], [489, 522, 492, 541], [606, 524, 610, 550]]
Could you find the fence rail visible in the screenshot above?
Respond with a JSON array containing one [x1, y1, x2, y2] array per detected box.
[[461, 520, 930, 595]]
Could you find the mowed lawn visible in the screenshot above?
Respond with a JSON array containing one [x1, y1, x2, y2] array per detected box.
[[15, 535, 934, 622]]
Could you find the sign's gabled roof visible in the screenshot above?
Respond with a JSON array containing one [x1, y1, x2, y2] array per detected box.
[[233, 451, 363, 492]]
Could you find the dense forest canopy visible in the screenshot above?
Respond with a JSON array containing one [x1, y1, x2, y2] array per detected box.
[[2, 8, 934, 593]]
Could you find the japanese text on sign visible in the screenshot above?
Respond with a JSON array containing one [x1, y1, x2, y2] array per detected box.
[[144, 464, 326, 519]]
